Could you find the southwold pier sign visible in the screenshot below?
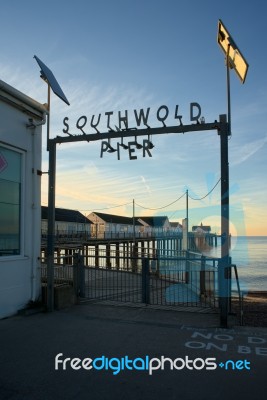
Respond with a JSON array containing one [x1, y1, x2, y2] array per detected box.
[[61, 102, 203, 160], [48, 103, 230, 328]]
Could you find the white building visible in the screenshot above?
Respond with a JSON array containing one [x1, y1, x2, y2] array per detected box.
[[87, 212, 142, 238], [87, 212, 178, 238], [0, 80, 46, 319], [137, 216, 171, 236], [41, 206, 91, 237]]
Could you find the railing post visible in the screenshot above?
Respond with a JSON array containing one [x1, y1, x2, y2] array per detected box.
[[131, 242, 138, 272], [185, 250, 190, 284], [73, 252, 79, 298], [73, 252, 85, 300], [228, 256, 232, 314], [142, 258, 150, 304], [78, 254, 85, 298], [200, 255, 206, 296], [116, 243, 120, 270]]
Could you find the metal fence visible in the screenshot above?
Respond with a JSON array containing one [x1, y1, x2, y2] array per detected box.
[[41, 250, 219, 310], [41, 256, 74, 286]]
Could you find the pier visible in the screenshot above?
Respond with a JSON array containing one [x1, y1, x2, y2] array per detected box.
[[41, 231, 220, 266], [41, 231, 222, 313]]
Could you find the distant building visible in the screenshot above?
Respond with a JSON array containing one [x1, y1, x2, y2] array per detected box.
[[192, 223, 211, 234], [170, 222, 183, 233], [87, 212, 142, 238], [137, 216, 171, 235], [41, 206, 92, 237], [0, 80, 46, 319], [87, 212, 181, 238]]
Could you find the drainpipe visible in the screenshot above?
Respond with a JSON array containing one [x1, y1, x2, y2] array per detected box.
[[27, 115, 46, 302]]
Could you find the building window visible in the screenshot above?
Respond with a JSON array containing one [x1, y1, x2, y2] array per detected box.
[[99, 223, 105, 233], [0, 145, 22, 256]]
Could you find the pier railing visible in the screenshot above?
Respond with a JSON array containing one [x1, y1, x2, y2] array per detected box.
[[41, 230, 182, 241], [41, 230, 219, 247], [230, 264, 244, 325]]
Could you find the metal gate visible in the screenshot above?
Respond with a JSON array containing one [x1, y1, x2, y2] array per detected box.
[[41, 251, 219, 310], [77, 251, 219, 310]]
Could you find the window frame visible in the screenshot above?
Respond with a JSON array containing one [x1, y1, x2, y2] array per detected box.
[[0, 142, 25, 259]]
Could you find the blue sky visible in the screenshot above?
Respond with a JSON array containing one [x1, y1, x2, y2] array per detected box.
[[1, 0, 266, 235]]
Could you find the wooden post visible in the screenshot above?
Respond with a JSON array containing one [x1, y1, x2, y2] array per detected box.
[[95, 244, 99, 268]]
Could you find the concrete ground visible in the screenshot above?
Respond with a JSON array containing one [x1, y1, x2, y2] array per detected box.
[[0, 302, 266, 400]]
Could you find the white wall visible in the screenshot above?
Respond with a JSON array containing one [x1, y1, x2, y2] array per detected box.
[[0, 82, 45, 318]]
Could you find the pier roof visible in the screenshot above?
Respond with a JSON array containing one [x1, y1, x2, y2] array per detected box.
[[170, 222, 183, 228], [88, 212, 143, 226], [137, 216, 169, 227], [41, 206, 92, 224]]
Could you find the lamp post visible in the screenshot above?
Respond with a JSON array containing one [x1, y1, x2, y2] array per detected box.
[[34, 56, 70, 312], [217, 20, 249, 326]]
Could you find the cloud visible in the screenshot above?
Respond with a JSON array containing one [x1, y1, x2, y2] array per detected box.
[[42, 161, 152, 211], [51, 80, 157, 135], [140, 175, 152, 195], [0, 60, 158, 137], [231, 135, 267, 166]]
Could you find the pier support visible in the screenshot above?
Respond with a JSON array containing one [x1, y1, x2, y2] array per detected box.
[[95, 244, 99, 268], [116, 243, 120, 270], [106, 244, 111, 269]]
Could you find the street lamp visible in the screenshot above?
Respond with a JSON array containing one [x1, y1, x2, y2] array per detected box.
[[34, 55, 70, 312], [217, 19, 249, 134]]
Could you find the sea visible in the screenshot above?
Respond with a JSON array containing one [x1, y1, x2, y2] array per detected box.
[[205, 236, 267, 293]]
